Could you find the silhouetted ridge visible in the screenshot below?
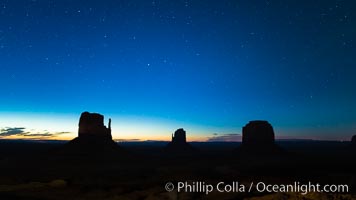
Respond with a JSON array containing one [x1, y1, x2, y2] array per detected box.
[[166, 128, 196, 153]]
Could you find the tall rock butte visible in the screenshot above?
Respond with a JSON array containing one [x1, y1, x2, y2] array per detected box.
[[78, 111, 112, 139], [171, 128, 187, 144], [166, 128, 196, 153], [242, 120, 275, 146], [351, 135, 356, 150], [60, 111, 120, 155], [238, 120, 284, 155]]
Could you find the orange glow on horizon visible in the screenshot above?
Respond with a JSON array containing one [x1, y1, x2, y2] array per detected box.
[[0, 131, 209, 142]]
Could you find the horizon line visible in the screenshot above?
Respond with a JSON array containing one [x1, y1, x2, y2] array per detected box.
[[0, 138, 351, 142]]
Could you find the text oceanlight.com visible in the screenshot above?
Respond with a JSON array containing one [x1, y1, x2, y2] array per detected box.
[[165, 181, 349, 195]]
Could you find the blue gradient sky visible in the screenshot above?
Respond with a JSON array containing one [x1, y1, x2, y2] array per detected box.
[[0, 0, 355, 141]]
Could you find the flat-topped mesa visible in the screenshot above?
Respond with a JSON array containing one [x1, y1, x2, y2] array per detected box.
[[172, 128, 187, 144], [242, 120, 275, 146], [78, 111, 112, 139]]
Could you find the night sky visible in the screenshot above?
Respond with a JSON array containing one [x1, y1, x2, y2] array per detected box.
[[0, 0, 355, 141]]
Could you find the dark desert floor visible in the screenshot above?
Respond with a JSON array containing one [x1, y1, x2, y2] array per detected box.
[[0, 140, 355, 200]]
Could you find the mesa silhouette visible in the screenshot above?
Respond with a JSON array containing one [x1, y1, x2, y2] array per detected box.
[[351, 135, 356, 153], [1, 114, 356, 199], [237, 120, 285, 155], [165, 128, 197, 153], [58, 111, 122, 156]]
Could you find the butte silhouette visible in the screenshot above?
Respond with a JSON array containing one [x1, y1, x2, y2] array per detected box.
[[351, 135, 356, 152], [165, 128, 196, 153], [237, 120, 284, 155], [59, 111, 121, 156]]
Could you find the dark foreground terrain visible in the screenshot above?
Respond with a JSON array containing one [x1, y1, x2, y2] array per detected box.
[[0, 140, 355, 200]]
